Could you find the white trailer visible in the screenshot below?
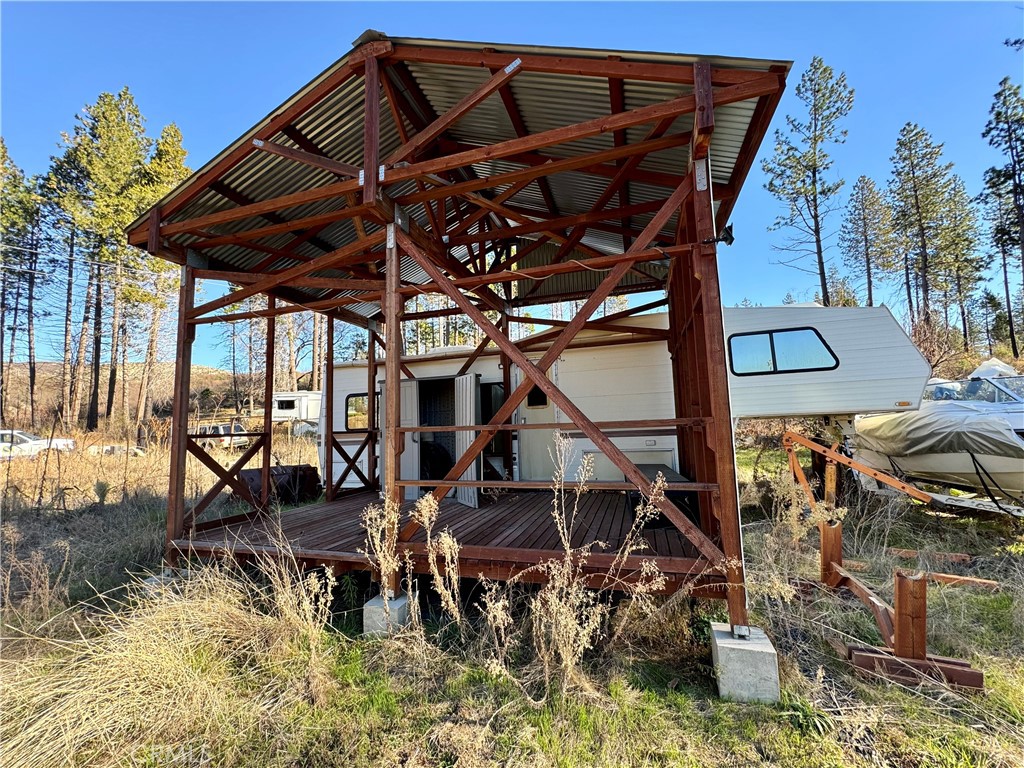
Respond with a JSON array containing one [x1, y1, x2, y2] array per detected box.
[[319, 306, 930, 502], [271, 390, 322, 435]]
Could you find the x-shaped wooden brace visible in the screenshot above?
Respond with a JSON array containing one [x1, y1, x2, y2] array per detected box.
[[331, 432, 373, 492], [184, 436, 265, 528], [397, 231, 725, 566]]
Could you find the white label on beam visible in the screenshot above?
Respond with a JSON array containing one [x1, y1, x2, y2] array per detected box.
[[252, 139, 265, 148], [505, 58, 522, 74], [358, 169, 365, 186], [386, 223, 396, 249], [379, 165, 386, 182]]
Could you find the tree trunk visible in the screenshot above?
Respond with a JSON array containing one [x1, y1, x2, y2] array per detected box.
[[105, 263, 122, 420], [135, 303, 162, 439], [119, 317, 129, 427], [286, 315, 297, 390], [61, 229, 76, 428], [26, 223, 38, 430], [1003, 244, 1020, 358], [0, 260, 7, 426], [955, 270, 970, 352], [903, 252, 916, 324], [70, 264, 95, 423], [5, 268, 24, 424], [86, 269, 102, 432], [810, 172, 831, 306]]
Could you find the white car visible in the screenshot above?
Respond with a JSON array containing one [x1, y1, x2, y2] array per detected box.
[[0, 430, 76, 459]]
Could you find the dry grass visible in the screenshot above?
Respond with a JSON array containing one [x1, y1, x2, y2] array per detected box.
[[2, 432, 1023, 767]]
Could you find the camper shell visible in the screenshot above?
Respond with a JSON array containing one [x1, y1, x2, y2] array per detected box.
[[320, 306, 931, 495]]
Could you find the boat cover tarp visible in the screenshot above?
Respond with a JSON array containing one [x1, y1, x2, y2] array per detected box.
[[970, 358, 1019, 379], [855, 402, 1024, 460]]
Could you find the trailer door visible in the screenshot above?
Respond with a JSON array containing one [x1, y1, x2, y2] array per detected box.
[[455, 372, 481, 508], [400, 379, 420, 500]]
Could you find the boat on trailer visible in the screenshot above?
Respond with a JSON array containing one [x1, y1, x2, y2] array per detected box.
[[855, 365, 1024, 502]]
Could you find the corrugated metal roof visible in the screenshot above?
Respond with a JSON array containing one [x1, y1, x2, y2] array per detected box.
[[132, 32, 789, 321]]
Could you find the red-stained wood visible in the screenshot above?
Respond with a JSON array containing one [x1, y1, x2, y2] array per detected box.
[[324, 315, 335, 501], [363, 55, 381, 204], [252, 139, 361, 178], [388, 45, 770, 86], [395, 479, 716, 491], [716, 64, 787, 231], [188, 231, 386, 319], [147, 207, 161, 255], [820, 520, 843, 587], [387, 57, 522, 164], [690, 61, 715, 160], [893, 570, 928, 660], [262, 296, 276, 505], [193, 270, 384, 291], [366, 328, 378, 486], [127, 40, 391, 244], [384, 224, 402, 506], [165, 266, 195, 559], [186, 437, 265, 521]]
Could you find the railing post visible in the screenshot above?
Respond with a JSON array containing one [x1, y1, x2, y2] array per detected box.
[[261, 295, 276, 506], [324, 315, 335, 500], [166, 265, 195, 562], [819, 520, 843, 587], [894, 570, 928, 660]]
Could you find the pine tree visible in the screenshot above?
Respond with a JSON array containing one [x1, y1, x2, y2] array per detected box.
[[889, 123, 954, 326], [838, 176, 897, 306], [980, 168, 1021, 357], [983, 78, 1024, 272], [762, 56, 855, 306], [937, 177, 986, 352]]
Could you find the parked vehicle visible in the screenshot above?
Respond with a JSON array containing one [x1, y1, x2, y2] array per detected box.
[[0, 430, 76, 459], [195, 423, 250, 450], [855, 364, 1024, 499]]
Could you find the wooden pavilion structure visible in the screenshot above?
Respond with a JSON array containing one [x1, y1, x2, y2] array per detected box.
[[129, 32, 789, 631]]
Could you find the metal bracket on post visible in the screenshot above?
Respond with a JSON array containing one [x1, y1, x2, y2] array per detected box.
[[732, 625, 751, 640], [394, 205, 410, 232]]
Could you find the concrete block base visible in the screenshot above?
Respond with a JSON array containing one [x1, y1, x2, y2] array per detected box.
[[362, 593, 410, 637], [710, 622, 780, 703]]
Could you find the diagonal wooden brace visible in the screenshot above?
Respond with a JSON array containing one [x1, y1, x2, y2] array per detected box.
[[185, 437, 265, 527], [400, 232, 725, 565]]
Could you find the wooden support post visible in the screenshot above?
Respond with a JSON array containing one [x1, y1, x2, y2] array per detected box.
[[324, 315, 335, 500], [383, 223, 402, 595], [824, 460, 837, 512], [500, 309, 513, 481], [166, 266, 195, 561], [690, 154, 749, 629], [366, 326, 378, 488], [819, 520, 843, 587], [894, 570, 928, 660], [262, 296, 276, 506], [363, 55, 380, 205]]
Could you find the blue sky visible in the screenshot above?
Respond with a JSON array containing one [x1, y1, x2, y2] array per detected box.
[[1, 1, 1021, 367]]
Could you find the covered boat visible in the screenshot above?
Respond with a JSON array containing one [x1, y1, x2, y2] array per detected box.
[[855, 363, 1024, 500]]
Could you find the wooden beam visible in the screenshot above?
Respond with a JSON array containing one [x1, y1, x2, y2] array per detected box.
[[193, 269, 385, 291], [386, 57, 522, 164], [690, 61, 715, 160], [366, 328, 378, 487], [363, 55, 381, 204], [165, 266, 195, 557], [893, 571, 928, 660], [252, 139, 361, 178], [188, 231, 385, 318], [186, 437, 265, 519], [384, 224, 402, 505], [389, 45, 773, 86], [399, 229, 724, 565], [127, 40, 391, 243], [324, 316, 335, 500], [262, 296, 275, 505]]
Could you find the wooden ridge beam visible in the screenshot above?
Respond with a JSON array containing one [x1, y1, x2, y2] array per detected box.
[[389, 45, 774, 86]]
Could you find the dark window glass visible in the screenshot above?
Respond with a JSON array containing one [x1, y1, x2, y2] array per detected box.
[[527, 385, 548, 408], [277, 399, 296, 410]]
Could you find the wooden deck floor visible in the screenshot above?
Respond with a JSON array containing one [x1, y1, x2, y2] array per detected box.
[[175, 490, 711, 587]]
